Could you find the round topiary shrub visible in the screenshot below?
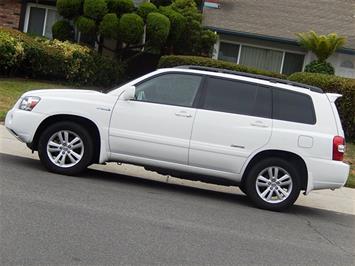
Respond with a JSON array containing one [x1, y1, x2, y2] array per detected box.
[[137, 2, 158, 21], [52, 20, 74, 41], [99, 13, 119, 39], [107, 0, 134, 15], [146, 12, 170, 47], [83, 0, 108, 20], [75, 16, 96, 34], [119, 13, 144, 44], [159, 6, 185, 43], [304, 60, 335, 75], [56, 0, 83, 19]]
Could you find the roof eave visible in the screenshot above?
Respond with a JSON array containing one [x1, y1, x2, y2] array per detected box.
[[207, 26, 355, 55]]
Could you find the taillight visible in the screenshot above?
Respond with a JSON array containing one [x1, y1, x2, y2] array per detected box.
[[333, 136, 345, 161]]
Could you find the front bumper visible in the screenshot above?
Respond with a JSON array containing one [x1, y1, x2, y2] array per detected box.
[[5, 108, 46, 144]]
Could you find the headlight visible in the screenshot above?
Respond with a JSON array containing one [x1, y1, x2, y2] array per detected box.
[[19, 96, 41, 111]]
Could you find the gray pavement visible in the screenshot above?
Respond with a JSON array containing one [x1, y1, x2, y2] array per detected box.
[[1, 153, 355, 265], [1, 125, 355, 265]]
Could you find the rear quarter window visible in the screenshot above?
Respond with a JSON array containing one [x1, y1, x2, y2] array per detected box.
[[273, 89, 316, 124]]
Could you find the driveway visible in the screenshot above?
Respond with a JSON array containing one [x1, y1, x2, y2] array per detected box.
[[1, 125, 355, 265]]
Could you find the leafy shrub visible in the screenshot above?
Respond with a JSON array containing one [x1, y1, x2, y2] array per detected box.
[[137, 2, 158, 21], [0, 30, 24, 74], [119, 13, 144, 44], [75, 16, 96, 34], [304, 60, 335, 75], [288, 72, 355, 141], [0, 28, 124, 87], [107, 0, 135, 16], [83, 0, 108, 20], [158, 55, 286, 79], [52, 20, 74, 41], [99, 13, 119, 39], [56, 0, 83, 19], [146, 12, 170, 47]]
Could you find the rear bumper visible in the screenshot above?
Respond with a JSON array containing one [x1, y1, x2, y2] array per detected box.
[[306, 157, 350, 193], [5, 108, 46, 144]]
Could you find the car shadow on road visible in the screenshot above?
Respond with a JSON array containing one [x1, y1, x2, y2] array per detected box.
[[2, 153, 354, 219]]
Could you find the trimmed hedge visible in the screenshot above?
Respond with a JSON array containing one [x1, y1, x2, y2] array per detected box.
[[158, 55, 286, 79], [0, 27, 124, 87], [289, 72, 355, 141]]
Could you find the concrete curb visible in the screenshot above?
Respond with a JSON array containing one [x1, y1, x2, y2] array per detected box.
[[1, 125, 354, 215]]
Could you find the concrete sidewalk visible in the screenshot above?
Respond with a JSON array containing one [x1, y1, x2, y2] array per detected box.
[[1, 124, 354, 215]]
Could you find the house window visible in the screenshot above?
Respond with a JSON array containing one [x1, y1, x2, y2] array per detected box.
[[25, 4, 60, 38], [282, 52, 305, 75], [239, 46, 283, 73], [218, 42, 239, 62], [217, 42, 305, 74]]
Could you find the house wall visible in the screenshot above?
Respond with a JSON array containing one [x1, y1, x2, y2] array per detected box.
[[0, 0, 22, 29], [304, 52, 355, 78], [212, 34, 307, 74], [213, 33, 355, 78]]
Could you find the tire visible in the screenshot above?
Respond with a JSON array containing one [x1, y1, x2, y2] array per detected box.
[[245, 158, 301, 211], [239, 183, 248, 195], [38, 121, 94, 175]]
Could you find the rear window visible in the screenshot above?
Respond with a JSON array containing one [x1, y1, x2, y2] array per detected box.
[[202, 77, 272, 118], [273, 89, 316, 124]]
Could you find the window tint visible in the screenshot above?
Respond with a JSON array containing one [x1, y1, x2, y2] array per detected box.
[[273, 89, 316, 124], [135, 73, 202, 107], [202, 77, 272, 118]]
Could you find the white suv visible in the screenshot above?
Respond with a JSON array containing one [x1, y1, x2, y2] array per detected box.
[[5, 66, 350, 210]]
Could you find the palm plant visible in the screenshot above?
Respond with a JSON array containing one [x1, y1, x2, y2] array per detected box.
[[296, 31, 346, 62]]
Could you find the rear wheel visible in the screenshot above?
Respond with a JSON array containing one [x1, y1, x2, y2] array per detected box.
[[38, 122, 93, 175], [245, 158, 301, 211]]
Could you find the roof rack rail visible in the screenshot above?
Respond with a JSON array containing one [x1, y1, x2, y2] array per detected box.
[[174, 65, 323, 93]]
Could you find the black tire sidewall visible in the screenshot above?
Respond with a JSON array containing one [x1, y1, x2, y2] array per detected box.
[[245, 158, 301, 211], [38, 121, 93, 175]]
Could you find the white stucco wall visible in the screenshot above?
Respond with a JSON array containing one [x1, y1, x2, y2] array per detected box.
[[301, 52, 355, 78]]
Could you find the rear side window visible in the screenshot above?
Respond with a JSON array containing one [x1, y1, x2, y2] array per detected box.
[[273, 89, 316, 124], [201, 77, 272, 118]]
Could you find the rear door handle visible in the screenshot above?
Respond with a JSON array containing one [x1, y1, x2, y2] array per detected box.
[[175, 111, 192, 118], [250, 121, 269, 128]]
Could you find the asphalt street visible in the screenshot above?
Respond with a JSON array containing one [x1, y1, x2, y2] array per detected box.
[[1, 152, 355, 265]]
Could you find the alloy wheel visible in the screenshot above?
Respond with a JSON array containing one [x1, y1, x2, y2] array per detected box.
[[255, 166, 293, 204], [46, 130, 84, 168]]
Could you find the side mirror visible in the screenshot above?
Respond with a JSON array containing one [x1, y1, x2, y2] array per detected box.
[[120, 86, 136, 101]]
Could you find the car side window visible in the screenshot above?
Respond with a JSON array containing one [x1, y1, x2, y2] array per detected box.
[[201, 77, 272, 118], [273, 89, 316, 124], [134, 73, 202, 107]]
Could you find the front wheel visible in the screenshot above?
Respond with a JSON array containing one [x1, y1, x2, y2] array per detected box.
[[38, 122, 93, 175], [245, 158, 301, 211]]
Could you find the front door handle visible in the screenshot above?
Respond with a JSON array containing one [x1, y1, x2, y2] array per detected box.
[[175, 112, 192, 118]]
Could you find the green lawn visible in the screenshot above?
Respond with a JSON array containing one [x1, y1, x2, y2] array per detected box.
[[0, 78, 67, 120], [345, 143, 355, 188], [0, 78, 354, 188]]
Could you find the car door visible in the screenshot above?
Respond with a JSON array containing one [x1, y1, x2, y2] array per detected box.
[[189, 76, 272, 174], [109, 72, 203, 165]]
